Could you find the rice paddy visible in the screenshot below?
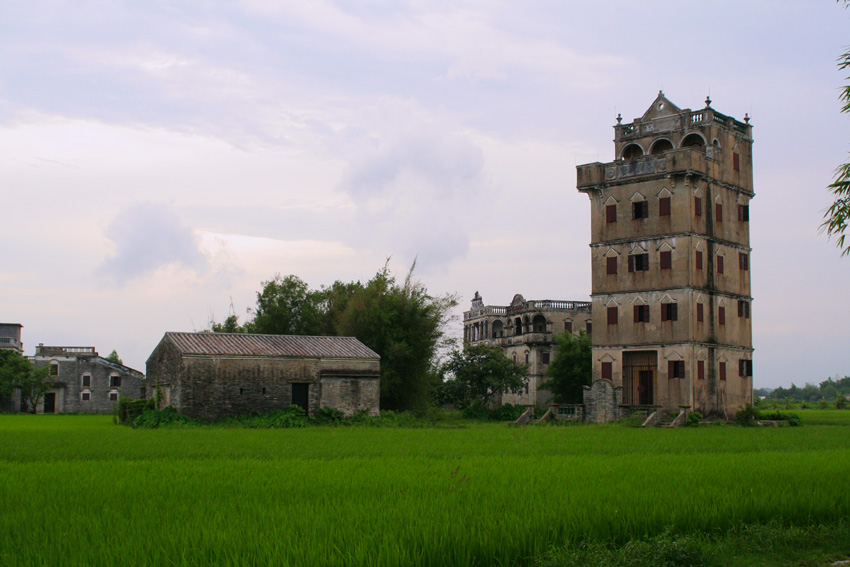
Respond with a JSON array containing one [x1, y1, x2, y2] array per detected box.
[[1, 413, 849, 566]]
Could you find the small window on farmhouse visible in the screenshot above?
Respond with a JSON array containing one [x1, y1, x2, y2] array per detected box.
[[542, 352, 550, 365], [49, 364, 59, 377], [718, 306, 726, 325], [695, 197, 702, 217], [628, 253, 649, 272], [661, 303, 678, 322], [607, 306, 618, 326], [660, 250, 672, 270], [82, 375, 91, 388], [633, 200, 649, 220], [659, 197, 671, 217], [108, 391, 119, 401], [81, 390, 91, 401], [109, 375, 121, 388], [586, 321, 592, 334], [606, 204, 617, 223], [262, 387, 267, 395], [738, 204, 749, 222], [739, 252, 749, 271], [697, 360, 705, 380], [668, 360, 685, 379], [739, 359, 753, 378], [239, 387, 244, 395], [525, 352, 529, 364], [606, 256, 617, 275], [565, 321, 573, 333], [601, 362, 613, 380], [633, 305, 649, 323]]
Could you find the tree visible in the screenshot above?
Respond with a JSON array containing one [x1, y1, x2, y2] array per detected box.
[[440, 344, 527, 408], [336, 263, 457, 413], [540, 330, 592, 404], [245, 274, 329, 336], [823, 0, 850, 256], [106, 349, 123, 365], [0, 351, 53, 413]]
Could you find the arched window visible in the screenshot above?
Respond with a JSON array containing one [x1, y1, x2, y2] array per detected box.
[[621, 143, 644, 160], [532, 314, 547, 333], [514, 317, 523, 336], [681, 133, 706, 149], [649, 139, 673, 155], [492, 320, 504, 338]]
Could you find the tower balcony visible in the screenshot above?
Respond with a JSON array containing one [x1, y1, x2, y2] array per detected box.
[[577, 148, 708, 190]]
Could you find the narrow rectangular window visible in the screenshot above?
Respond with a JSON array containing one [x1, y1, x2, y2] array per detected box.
[[738, 300, 750, 319], [659, 197, 671, 217], [586, 321, 592, 333], [719, 362, 727, 381], [601, 361, 613, 380], [695, 197, 702, 216], [697, 360, 705, 380], [542, 352, 550, 365], [733, 152, 740, 172], [634, 305, 649, 323], [715, 203, 723, 223], [633, 201, 648, 219], [739, 252, 749, 271], [82, 375, 91, 387], [697, 302, 704, 322], [738, 204, 749, 222], [607, 306, 618, 325], [565, 321, 572, 333], [660, 250, 672, 270], [606, 204, 617, 223], [716, 255, 724, 274], [606, 256, 617, 275], [49, 365, 59, 377], [696, 250, 703, 270], [718, 306, 726, 325]]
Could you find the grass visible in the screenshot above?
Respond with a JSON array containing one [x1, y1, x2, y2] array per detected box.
[[0, 413, 849, 566]]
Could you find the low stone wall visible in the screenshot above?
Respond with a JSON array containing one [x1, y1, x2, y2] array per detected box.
[[582, 379, 622, 423]]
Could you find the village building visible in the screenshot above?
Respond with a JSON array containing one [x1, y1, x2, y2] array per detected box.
[[32, 344, 145, 413], [145, 332, 381, 421], [463, 292, 592, 407], [0, 323, 24, 353], [576, 92, 754, 419]]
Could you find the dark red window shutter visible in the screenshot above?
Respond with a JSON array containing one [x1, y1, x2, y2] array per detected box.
[[628, 255, 635, 272], [670, 303, 678, 321], [642, 200, 648, 218], [668, 360, 675, 379], [739, 252, 748, 270], [696, 250, 703, 270], [607, 306, 618, 325], [733, 152, 740, 172], [695, 197, 702, 217], [660, 250, 672, 270], [715, 203, 723, 222], [634, 305, 640, 323], [737, 204, 750, 222], [697, 302, 704, 322], [698, 360, 705, 380], [720, 362, 727, 381], [606, 204, 617, 223], [719, 306, 726, 325], [659, 197, 671, 216], [607, 256, 617, 275], [601, 362, 612, 380], [717, 255, 724, 274], [661, 304, 670, 322]]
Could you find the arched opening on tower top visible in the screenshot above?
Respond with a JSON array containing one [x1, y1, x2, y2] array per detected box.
[[649, 139, 673, 155], [681, 133, 706, 149], [621, 143, 644, 160]]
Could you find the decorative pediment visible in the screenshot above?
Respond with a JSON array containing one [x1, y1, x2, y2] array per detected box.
[[630, 192, 647, 203], [664, 351, 684, 361], [604, 195, 619, 205], [657, 187, 673, 198], [631, 243, 647, 254], [640, 91, 683, 121], [657, 241, 674, 253], [605, 298, 620, 308], [604, 247, 620, 258], [630, 296, 648, 306], [510, 294, 526, 307], [599, 353, 617, 363]]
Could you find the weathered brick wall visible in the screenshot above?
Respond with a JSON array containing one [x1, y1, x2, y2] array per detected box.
[[320, 377, 380, 416]]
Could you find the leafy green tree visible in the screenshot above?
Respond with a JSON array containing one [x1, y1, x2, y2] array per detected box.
[[245, 274, 328, 336], [823, 0, 850, 256], [540, 330, 592, 404], [106, 349, 123, 365], [336, 263, 457, 413], [439, 344, 527, 409], [210, 314, 245, 333], [0, 351, 53, 413]]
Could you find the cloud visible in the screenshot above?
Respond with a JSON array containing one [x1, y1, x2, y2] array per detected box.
[[97, 202, 208, 285]]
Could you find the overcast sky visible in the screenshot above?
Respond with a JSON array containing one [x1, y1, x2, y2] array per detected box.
[[2, 1, 848, 389]]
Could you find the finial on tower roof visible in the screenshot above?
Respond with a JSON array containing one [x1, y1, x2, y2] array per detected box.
[[744, 113, 750, 124], [705, 95, 712, 108], [616, 113, 622, 124], [659, 89, 664, 97]]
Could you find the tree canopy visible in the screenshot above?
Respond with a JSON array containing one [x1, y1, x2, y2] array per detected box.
[[0, 350, 53, 413], [439, 343, 527, 409], [209, 262, 458, 413], [540, 330, 592, 404], [106, 350, 123, 365]]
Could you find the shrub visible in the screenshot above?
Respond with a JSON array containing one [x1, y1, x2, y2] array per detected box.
[[490, 404, 527, 422], [685, 411, 703, 427], [736, 403, 760, 426], [313, 406, 345, 424], [133, 407, 193, 429], [117, 397, 152, 425]]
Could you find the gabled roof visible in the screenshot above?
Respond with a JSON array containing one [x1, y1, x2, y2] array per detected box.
[[640, 91, 682, 121], [162, 332, 380, 360]]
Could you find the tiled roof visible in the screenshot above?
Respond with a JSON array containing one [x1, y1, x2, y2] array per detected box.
[[163, 332, 380, 360]]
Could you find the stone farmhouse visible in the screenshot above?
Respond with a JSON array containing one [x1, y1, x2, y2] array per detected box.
[[463, 292, 591, 407], [146, 332, 381, 421], [576, 92, 754, 419], [32, 344, 145, 413]]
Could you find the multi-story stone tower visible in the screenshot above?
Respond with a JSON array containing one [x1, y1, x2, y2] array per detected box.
[[576, 92, 753, 418]]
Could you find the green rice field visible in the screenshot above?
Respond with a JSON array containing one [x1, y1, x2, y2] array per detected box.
[[1, 412, 849, 566]]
